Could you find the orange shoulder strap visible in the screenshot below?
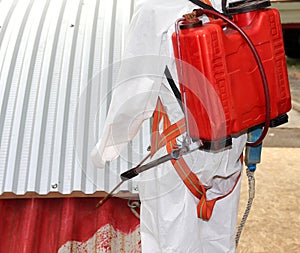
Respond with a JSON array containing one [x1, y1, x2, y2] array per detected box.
[[150, 98, 240, 220]]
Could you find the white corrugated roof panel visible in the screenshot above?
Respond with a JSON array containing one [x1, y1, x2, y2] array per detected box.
[[0, 0, 150, 196]]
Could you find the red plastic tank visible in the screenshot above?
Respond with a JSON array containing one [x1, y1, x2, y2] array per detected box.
[[172, 6, 291, 146]]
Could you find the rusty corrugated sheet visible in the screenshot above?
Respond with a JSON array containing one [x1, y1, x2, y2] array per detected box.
[[0, 197, 141, 252], [0, 0, 149, 196]]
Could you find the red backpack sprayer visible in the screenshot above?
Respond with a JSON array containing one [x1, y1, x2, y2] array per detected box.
[[172, 0, 291, 149], [97, 0, 291, 246]]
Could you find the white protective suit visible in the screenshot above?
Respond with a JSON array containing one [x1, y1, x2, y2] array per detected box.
[[91, 0, 247, 252]]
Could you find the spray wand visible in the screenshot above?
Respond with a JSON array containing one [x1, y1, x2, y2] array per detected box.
[[96, 141, 201, 208]]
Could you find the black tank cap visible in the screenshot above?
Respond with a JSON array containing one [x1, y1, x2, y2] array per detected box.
[[226, 0, 271, 14]]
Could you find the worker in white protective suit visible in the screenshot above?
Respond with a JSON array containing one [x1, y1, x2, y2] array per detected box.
[[91, 0, 247, 252]]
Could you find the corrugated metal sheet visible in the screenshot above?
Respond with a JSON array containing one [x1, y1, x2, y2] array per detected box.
[[0, 0, 149, 196], [0, 197, 141, 252]]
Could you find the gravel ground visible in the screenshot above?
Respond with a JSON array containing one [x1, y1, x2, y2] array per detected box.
[[236, 58, 300, 253]]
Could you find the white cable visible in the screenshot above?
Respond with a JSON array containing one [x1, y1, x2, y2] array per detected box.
[[235, 168, 255, 248]]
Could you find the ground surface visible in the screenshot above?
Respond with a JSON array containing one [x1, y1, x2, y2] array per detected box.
[[236, 58, 300, 253], [237, 148, 300, 253]]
